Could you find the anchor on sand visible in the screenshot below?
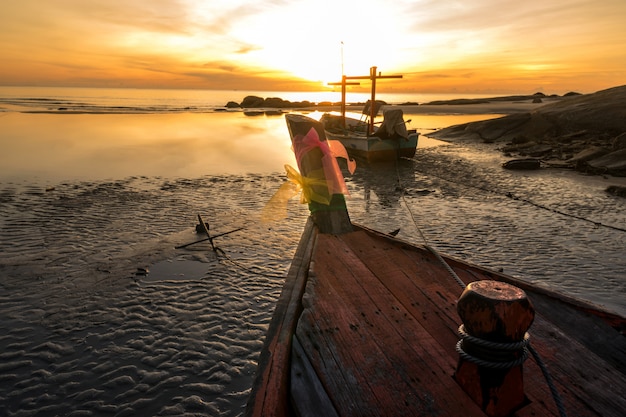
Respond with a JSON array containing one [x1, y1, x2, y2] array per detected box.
[[174, 214, 245, 252]]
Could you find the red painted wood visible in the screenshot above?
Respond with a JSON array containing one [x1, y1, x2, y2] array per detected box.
[[247, 221, 626, 416], [248, 113, 626, 417], [295, 228, 626, 416], [296, 232, 486, 416], [245, 219, 317, 417]]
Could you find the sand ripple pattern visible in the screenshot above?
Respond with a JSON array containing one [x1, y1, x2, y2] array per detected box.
[[1, 145, 625, 416], [0, 175, 308, 416], [1, 279, 272, 416]]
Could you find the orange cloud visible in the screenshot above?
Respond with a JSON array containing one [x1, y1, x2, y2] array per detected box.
[[0, 0, 624, 93]]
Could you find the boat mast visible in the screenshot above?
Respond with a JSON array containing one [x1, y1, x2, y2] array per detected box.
[[340, 42, 345, 125], [328, 76, 359, 129], [369, 67, 378, 134], [331, 66, 403, 134]]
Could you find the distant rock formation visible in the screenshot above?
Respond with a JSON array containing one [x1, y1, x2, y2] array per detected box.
[[229, 95, 318, 109], [431, 85, 626, 176], [424, 92, 560, 106], [225, 95, 388, 110]]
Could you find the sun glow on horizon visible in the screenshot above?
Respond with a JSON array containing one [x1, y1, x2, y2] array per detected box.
[[0, 0, 625, 94], [224, 1, 410, 86]]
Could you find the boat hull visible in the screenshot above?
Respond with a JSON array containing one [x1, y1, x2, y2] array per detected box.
[[245, 113, 626, 417], [321, 112, 418, 162], [325, 130, 419, 162], [246, 221, 626, 417]]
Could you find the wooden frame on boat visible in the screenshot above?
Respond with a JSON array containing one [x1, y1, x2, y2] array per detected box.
[[322, 67, 419, 163]]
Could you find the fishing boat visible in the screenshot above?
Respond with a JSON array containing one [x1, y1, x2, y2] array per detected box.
[[320, 66, 419, 162], [245, 113, 625, 417]]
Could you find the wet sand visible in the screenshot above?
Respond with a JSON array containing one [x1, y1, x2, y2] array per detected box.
[[0, 174, 310, 416], [1, 104, 625, 416], [308, 97, 552, 117]]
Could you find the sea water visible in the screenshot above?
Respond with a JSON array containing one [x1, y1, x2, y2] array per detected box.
[[0, 87, 624, 416], [0, 85, 500, 113]]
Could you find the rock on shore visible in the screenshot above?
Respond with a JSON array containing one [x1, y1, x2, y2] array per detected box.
[[430, 85, 626, 176], [224, 95, 382, 111], [226, 95, 319, 109]]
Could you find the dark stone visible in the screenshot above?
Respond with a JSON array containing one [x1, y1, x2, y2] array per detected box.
[[606, 185, 626, 197], [240, 95, 265, 108], [263, 97, 290, 108], [587, 149, 626, 176], [613, 132, 626, 150], [524, 144, 553, 157], [225, 101, 240, 108], [502, 158, 541, 170], [238, 96, 322, 109], [291, 101, 314, 108], [511, 136, 532, 145], [567, 146, 611, 163]]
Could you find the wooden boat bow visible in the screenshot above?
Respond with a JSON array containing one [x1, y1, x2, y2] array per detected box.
[[245, 114, 626, 417]]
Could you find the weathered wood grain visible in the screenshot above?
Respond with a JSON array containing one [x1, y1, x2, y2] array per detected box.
[[247, 113, 626, 417], [293, 227, 626, 417], [244, 218, 317, 417]]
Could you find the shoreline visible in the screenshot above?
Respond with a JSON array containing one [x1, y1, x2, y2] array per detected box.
[[1, 100, 625, 416], [10, 100, 548, 115], [1, 92, 564, 115], [427, 85, 626, 179]]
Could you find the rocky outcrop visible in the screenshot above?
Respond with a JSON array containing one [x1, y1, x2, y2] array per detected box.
[[586, 149, 626, 176], [424, 92, 564, 106], [240, 96, 265, 108], [613, 132, 626, 150], [231, 96, 319, 109], [431, 85, 626, 176], [227, 95, 387, 110]]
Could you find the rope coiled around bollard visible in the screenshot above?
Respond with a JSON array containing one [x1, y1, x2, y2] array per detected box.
[[456, 324, 530, 369]]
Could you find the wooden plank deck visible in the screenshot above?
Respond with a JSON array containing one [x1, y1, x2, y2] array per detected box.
[[293, 228, 626, 417], [248, 113, 625, 417]]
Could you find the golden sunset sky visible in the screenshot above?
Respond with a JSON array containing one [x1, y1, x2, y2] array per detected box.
[[1, 0, 625, 94]]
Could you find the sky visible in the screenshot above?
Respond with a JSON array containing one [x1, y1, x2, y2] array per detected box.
[[1, 0, 625, 95]]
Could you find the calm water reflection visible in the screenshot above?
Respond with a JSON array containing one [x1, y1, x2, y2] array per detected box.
[[0, 111, 504, 185], [0, 112, 296, 184]]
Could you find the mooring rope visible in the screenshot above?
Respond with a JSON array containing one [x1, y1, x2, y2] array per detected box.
[[528, 344, 568, 417], [180, 217, 288, 280], [456, 325, 530, 369], [393, 154, 568, 417], [394, 157, 466, 289], [413, 160, 626, 233], [211, 245, 287, 280]]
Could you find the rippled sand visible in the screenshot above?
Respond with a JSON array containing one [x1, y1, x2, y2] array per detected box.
[[1, 140, 625, 416], [0, 175, 310, 416]]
